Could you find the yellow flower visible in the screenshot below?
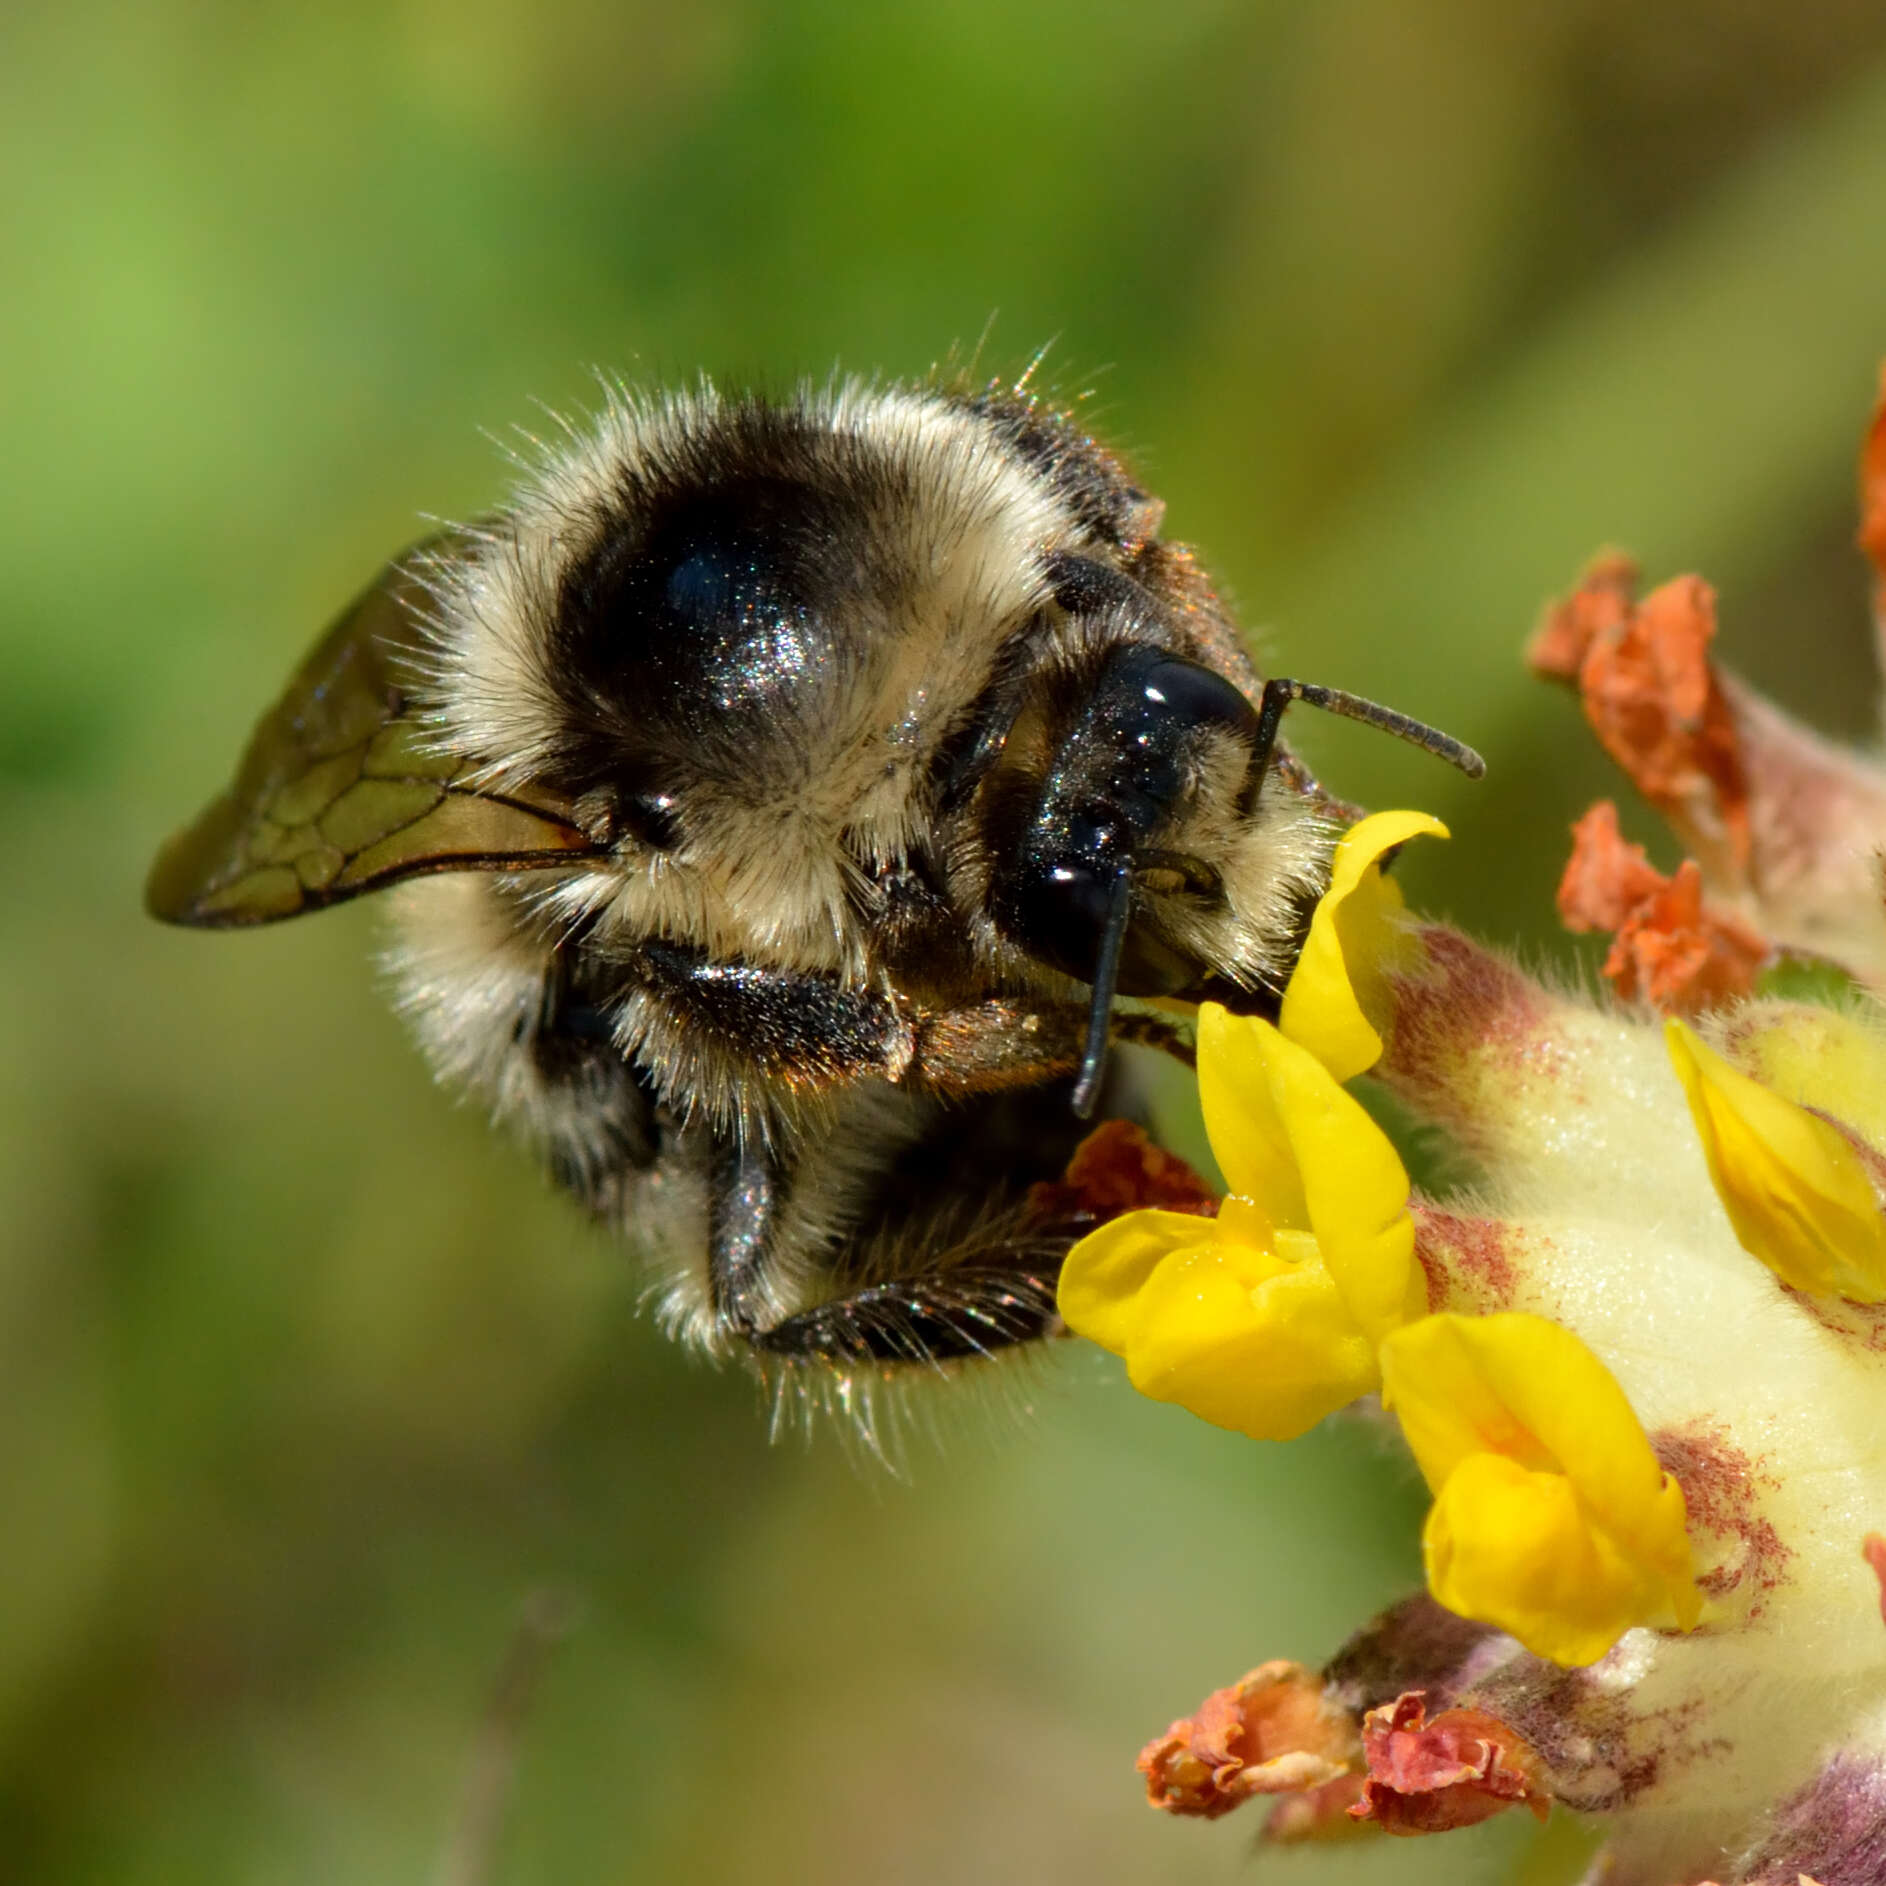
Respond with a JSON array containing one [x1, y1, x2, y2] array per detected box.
[[1666, 1018, 1886, 1303], [1379, 1312, 1702, 1667], [1056, 1008, 1425, 1440], [1279, 808, 1448, 1082], [1056, 813, 1444, 1439]]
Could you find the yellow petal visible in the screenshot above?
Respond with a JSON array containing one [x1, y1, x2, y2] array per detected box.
[[1421, 1452, 1692, 1667], [1198, 1005, 1308, 1222], [1380, 1312, 1699, 1665], [1734, 1001, 1886, 1153], [1122, 1237, 1381, 1441], [1057, 1204, 1383, 1440], [1200, 1008, 1422, 1342], [1666, 1019, 1886, 1303], [1064, 1007, 1425, 1442], [1381, 1312, 1686, 1560], [1280, 810, 1449, 1082], [1056, 1209, 1226, 1358]]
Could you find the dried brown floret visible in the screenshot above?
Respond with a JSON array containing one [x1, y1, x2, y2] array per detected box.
[[1858, 362, 1886, 579], [1350, 1693, 1551, 1835], [1137, 1662, 1360, 1819], [1558, 801, 1767, 1012], [1526, 550, 1641, 682], [1565, 571, 1750, 882], [1027, 1118, 1216, 1225], [1536, 543, 1886, 985]]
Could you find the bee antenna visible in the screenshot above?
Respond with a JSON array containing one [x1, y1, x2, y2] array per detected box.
[[1071, 873, 1134, 1121], [1249, 678, 1486, 790]]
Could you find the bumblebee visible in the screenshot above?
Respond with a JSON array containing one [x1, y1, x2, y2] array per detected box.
[[147, 377, 1480, 1387]]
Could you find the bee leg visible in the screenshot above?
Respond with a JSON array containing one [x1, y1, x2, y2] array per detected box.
[[747, 1267, 1064, 1367], [702, 1136, 1062, 1364], [711, 1084, 1095, 1369], [629, 940, 917, 1089], [526, 968, 664, 1209], [706, 1136, 794, 1337]]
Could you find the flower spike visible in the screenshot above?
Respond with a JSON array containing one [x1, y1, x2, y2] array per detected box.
[[1075, 359, 1886, 1886]]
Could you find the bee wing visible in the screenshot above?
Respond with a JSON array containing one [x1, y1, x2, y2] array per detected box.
[[147, 535, 602, 928]]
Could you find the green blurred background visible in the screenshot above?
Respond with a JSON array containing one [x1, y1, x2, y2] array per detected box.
[[7, 2, 1886, 1879]]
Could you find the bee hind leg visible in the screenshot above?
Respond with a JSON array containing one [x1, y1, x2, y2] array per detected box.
[[709, 1155, 1074, 1368], [747, 1264, 1066, 1368], [706, 1085, 1094, 1371]]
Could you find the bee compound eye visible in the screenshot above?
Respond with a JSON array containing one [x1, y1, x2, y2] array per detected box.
[[1133, 656, 1259, 742], [1073, 647, 1257, 836]]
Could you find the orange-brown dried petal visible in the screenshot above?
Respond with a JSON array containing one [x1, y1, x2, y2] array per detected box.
[[1576, 576, 1751, 878], [1348, 1693, 1551, 1836], [1138, 1663, 1360, 1820], [1557, 804, 1767, 1013], [1603, 859, 1768, 1013], [1859, 361, 1886, 577], [1527, 552, 1641, 682], [1558, 801, 1666, 933], [1027, 1119, 1216, 1226]]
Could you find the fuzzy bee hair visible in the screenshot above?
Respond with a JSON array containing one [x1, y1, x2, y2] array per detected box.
[[147, 372, 1475, 1389]]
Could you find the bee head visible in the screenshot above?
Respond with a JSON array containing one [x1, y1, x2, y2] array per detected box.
[[982, 640, 1269, 998], [970, 554, 1483, 1114]]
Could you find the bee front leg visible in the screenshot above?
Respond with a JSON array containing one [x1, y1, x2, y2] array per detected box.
[[907, 997, 1197, 1093]]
